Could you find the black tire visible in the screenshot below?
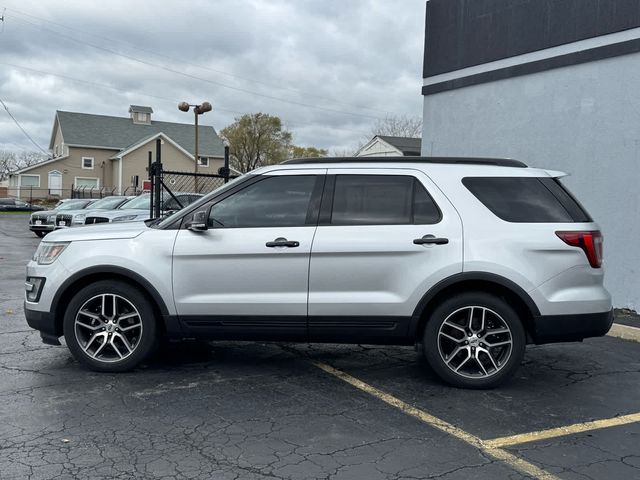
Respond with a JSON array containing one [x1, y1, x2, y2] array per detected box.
[[34, 230, 46, 238], [63, 280, 159, 372], [423, 292, 525, 389]]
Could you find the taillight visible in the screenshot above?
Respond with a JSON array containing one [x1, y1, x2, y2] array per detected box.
[[556, 230, 603, 268]]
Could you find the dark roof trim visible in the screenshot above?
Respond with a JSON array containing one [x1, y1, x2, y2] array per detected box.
[[423, 37, 640, 96], [283, 156, 527, 168], [129, 105, 153, 113], [423, 0, 640, 78]]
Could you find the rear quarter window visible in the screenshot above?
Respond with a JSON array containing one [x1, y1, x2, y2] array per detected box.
[[462, 177, 592, 223]]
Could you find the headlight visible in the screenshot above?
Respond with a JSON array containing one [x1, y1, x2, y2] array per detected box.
[[112, 215, 138, 222], [47, 214, 56, 223], [32, 242, 69, 265], [73, 214, 86, 224]]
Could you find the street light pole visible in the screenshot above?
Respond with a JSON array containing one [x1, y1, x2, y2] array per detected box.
[[178, 101, 212, 192]]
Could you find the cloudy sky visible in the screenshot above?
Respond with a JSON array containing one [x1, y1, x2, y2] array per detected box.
[[0, 0, 426, 155]]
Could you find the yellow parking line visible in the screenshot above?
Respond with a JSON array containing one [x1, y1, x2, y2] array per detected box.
[[608, 323, 640, 343], [313, 362, 561, 480], [485, 412, 640, 448]]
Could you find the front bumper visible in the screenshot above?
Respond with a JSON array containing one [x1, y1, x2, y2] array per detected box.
[[24, 304, 61, 345], [531, 309, 614, 344], [29, 224, 55, 232]]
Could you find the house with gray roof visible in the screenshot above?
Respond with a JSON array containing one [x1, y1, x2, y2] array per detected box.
[[355, 135, 422, 157], [9, 105, 225, 197]]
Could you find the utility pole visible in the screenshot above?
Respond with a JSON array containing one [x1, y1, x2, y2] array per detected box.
[[178, 101, 212, 193]]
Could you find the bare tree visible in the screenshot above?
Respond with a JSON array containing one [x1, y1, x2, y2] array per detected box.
[[0, 150, 48, 182], [0, 150, 17, 181], [370, 114, 423, 138]]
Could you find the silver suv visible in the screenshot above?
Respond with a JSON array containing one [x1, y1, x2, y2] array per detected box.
[[24, 157, 613, 388]]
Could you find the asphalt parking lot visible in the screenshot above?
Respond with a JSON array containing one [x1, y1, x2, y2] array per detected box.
[[1, 213, 639, 480]]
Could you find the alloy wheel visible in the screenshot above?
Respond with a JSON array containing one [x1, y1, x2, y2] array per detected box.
[[437, 306, 513, 379], [74, 293, 143, 363]]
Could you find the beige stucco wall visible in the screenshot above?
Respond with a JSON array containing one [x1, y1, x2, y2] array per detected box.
[[118, 138, 223, 193], [51, 124, 66, 158], [12, 147, 117, 197]]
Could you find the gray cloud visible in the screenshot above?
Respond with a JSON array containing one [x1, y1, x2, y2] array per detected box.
[[0, 0, 426, 154]]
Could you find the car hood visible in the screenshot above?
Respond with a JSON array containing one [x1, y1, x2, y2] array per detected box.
[[31, 210, 57, 217], [44, 222, 148, 241]]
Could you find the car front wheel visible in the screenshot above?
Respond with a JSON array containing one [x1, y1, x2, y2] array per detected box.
[[63, 280, 158, 372], [423, 292, 525, 389]]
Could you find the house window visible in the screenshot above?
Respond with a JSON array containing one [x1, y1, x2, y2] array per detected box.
[[75, 177, 99, 189], [19, 174, 40, 187], [198, 157, 209, 167], [137, 112, 148, 122], [82, 157, 95, 169]]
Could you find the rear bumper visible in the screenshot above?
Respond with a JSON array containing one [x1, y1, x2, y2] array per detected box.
[[531, 309, 614, 344]]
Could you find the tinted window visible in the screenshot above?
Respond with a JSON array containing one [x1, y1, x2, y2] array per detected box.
[[0, 199, 14, 205], [330, 175, 440, 225], [209, 175, 317, 228], [463, 177, 592, 223]]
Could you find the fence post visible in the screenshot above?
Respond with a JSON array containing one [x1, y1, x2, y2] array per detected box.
[[154, 138, 162, 219], [223, 145, 230, 183], [29, 186, 33, 204]]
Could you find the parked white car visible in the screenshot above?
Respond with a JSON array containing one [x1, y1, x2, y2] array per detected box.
[[25, 157, 612, 388]]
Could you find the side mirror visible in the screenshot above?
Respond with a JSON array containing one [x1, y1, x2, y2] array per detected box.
[[186, 210, 208, 232]]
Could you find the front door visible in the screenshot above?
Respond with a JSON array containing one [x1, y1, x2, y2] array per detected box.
[[48, 171, 62, 196], [308, 168, 463, 343], [172, 170, 325, 340]]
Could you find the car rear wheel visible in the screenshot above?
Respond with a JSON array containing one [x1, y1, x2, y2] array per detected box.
[[63, 280, 158, 372], [423, 292, 525, 389]]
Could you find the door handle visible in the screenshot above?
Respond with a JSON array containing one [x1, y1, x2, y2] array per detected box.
[[266, 237, 300, 248], [413, 235, 449, 245]]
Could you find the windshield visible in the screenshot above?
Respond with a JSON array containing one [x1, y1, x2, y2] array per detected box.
[[156, 174, 248, 228], [57, 200, 91, 211], [87, 197, 128, 210], [119, 195, 150, 210]]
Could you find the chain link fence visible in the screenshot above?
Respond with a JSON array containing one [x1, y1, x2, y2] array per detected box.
[[162, 170, 228, 196]]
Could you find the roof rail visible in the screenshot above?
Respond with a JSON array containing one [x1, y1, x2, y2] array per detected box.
[[282, 156, 528, 168]]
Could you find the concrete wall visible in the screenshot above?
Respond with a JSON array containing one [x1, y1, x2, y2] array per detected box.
[[422, 52, 640, 309]]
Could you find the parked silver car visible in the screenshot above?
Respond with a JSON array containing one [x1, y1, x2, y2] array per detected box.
[[84, 193, 203, 224], [54, 196, 133, 228], [25, 157, 612, 388], [29, 199, 96, 238]]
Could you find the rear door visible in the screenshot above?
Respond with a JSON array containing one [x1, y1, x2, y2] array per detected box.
[[308, 168, 463, 343]]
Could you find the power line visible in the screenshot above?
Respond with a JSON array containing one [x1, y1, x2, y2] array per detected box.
[[5, 13, 384, 121], [0, 62, 372, 137], [0, 98, 49, 154], [1, 5, 391, 116]]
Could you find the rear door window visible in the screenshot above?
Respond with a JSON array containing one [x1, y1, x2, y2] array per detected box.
[[462, 177, 592, 223], [330, 175, 441, 225]]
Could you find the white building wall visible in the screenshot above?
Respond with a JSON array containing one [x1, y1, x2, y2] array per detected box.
[[356, 139, 401, 157], [422, 52, 640, 309]]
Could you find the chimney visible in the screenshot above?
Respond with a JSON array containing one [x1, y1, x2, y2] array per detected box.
[[129, 105, 153, 125]]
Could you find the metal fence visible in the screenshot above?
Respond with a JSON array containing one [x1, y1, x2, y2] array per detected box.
[[148, 140, 235, 219], [5, 186, 142, 204]]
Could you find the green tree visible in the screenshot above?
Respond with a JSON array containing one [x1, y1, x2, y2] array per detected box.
[[221, 113, 292, 173], [290, 146, 328, 158]]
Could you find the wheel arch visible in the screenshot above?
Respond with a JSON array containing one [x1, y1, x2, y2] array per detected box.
[[51, 266, 170, 337], [411, 272, 540, 342]]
